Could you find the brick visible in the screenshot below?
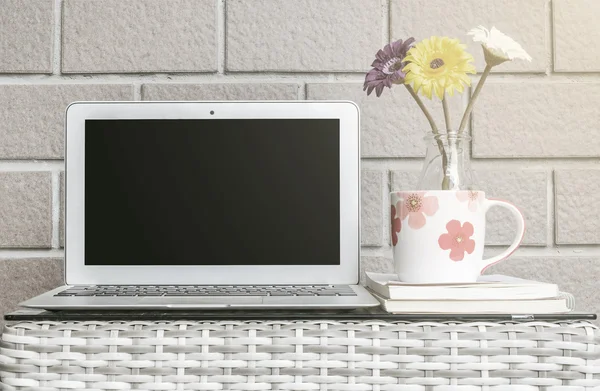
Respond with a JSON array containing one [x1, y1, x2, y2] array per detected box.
[[390, 170, 548, 245], [554, 0, 600, 72], [361, 171, 383, 246], [555, 170, 600, 244], [0, 173, 52, 248], [472, 83, 600, 158], [0, 0, 53, 73], [143, 83, 299, 100], [360, 256, 394, 284], [60, 172, 65, 248], [390, 170, 420, 191], [226, 0, 382, 72], [0, 84, 133, 159], [487, 256, 600, 325], [62, 0, 216, 73], [0, 258, 63, 328], [391, 0, 546, 73], [307, 84, 463, 157], [475, 171, 547, 246]]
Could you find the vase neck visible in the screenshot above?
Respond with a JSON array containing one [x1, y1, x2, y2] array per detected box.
[[418, 132, 474, 191]]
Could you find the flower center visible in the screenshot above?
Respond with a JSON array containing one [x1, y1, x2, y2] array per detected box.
[[468, 191, 478, 201], [382, 57, 403, 75], [456, 236, 463, 243], [429, 58, 445, 69], [405, 194, 422, 212]]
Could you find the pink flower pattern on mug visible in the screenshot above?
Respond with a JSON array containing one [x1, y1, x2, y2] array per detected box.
[[391, 205, 402, 246], [456, 190, 482, 212], [398, 192, 439, 229], [438, 220, 476, 261]]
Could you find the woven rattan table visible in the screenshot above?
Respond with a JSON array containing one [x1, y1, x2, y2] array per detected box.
[[1, 310, 599, 390]]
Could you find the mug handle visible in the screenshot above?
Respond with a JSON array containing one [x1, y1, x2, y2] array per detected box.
[[480, 198, 526, 273]]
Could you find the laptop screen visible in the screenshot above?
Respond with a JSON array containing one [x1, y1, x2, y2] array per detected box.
[[83, 119, 341, 266]]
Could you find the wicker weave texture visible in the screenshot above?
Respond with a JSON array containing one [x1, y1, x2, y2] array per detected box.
[[1, 320, 599, 391]]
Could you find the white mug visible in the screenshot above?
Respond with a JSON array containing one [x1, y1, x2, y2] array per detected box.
[[390, 190, 525, 283]]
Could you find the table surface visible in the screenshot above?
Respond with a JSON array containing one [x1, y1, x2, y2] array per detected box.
[[4, 307, 596, 322]]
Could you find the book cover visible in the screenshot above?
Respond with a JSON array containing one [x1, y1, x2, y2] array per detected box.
[[365, 272, 560, 301]]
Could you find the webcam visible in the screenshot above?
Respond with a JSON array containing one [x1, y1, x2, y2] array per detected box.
[[210, 110, 215, 115]]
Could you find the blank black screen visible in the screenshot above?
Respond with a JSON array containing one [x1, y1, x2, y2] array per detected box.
[[84, 119, 340, 265]]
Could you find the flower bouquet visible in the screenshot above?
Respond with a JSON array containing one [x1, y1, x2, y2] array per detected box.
[[369, 27, 531, 283], [364, 26, 531, 190]]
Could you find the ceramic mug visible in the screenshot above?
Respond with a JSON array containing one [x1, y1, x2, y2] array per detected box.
[[390, 190, 525, 283]]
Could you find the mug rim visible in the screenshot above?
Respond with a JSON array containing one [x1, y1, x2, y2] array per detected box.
[[390, 190, 485, 197]]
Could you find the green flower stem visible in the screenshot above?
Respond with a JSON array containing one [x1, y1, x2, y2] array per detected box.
[[441, 175, 450, 190], [404, 84, 439, 134], [403, 83, 449, 190], [458, 64, 493, 134], [446, 134, 460, 190], [441, 93, 455, 190], [442, 93, 452, 132]]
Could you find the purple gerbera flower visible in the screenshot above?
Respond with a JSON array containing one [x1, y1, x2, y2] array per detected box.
[[364, 38, 416, 97]]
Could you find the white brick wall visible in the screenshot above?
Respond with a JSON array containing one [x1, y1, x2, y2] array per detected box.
[[0, 0, 599, 320]]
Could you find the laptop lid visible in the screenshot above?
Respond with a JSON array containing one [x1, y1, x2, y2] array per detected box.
[[65, 101, 360, 285]]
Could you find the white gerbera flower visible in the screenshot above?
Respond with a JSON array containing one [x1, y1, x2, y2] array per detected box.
[[468, 26, 532, 66]]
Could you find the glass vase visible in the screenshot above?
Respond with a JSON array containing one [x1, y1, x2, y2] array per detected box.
[[417, 132, 475, 191]]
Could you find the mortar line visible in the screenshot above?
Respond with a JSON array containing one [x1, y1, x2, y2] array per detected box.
[[5, 245, 600, 261], [547, 0, 555, 76], [549, 170, 557, 246], [361, 158, 600, 169], [383, 169, 391, 247], [382, 0, 390, 44], [298, 82, 306, 100], [52, 0, 63, 75], [133, 83, 142, 100], [2, 73, 600, 84], [0, 74, 347, 83], [51, 171, 61, 249], [217, 0, 226, 74], [0, 161, 65, 171], [0, 249, 65, 259], [360, 245, 600, 258], [469, 158, 600, 165], [0, 159, 596, 172]]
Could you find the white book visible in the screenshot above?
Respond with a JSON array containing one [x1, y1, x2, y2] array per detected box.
[[367, 288, 574, 314], [365, 272, 559, 301]]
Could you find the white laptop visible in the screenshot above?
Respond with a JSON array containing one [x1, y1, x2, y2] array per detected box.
[[21, 101, 379, 310]]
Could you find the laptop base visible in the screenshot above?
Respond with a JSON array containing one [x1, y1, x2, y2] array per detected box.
[[6, 306, 596, 322], [19, 285, 380, 310]]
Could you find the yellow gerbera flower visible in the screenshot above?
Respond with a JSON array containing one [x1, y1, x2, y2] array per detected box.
[[403, 36, 476, 99]]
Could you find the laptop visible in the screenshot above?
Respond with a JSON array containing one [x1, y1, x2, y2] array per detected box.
[[21, 100, 379, 310]]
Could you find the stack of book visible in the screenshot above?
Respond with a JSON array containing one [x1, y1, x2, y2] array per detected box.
[[366, 272, 574, 314]]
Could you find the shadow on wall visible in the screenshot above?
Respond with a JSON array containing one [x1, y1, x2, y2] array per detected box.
[[0, 258, 64, 330]]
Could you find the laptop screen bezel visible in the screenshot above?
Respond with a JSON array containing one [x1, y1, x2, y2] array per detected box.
[[65, 101, 360, 285]]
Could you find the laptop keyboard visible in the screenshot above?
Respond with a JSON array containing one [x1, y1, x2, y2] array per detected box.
[[55, 285, 357, 297]]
